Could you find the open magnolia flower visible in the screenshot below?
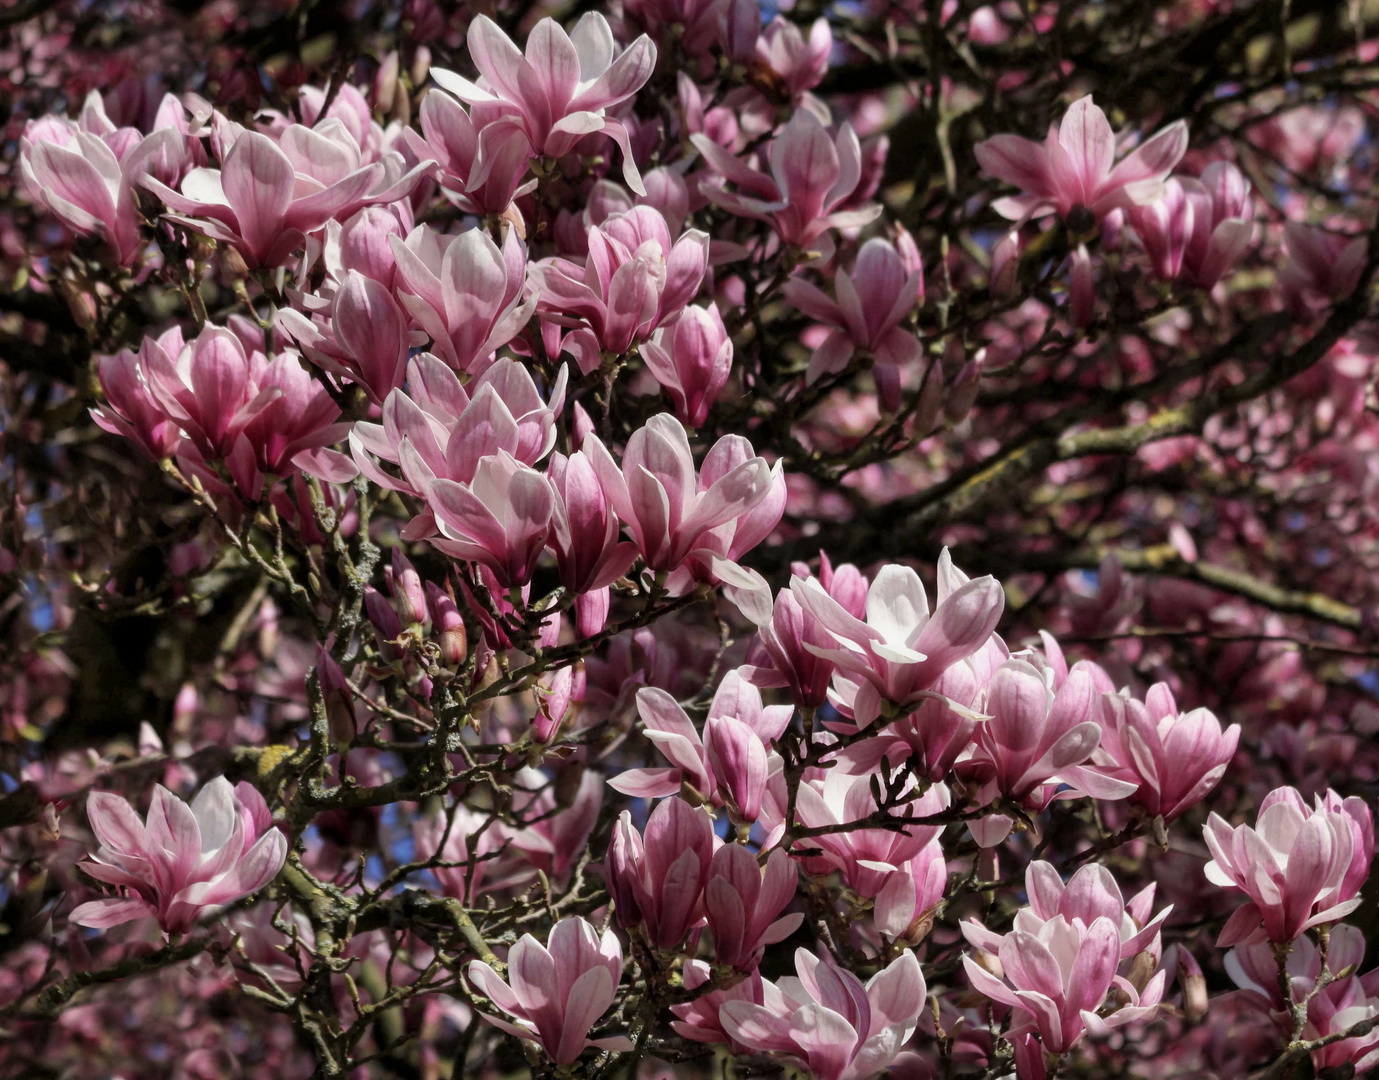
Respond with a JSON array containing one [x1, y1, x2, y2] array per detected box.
[[71, 778, 286, 936]]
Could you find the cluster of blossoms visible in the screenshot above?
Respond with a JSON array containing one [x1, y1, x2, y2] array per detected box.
[[4, 0, 1379, 1079]]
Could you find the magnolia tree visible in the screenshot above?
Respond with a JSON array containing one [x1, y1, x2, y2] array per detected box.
[[4, 0, 1379, 1077]]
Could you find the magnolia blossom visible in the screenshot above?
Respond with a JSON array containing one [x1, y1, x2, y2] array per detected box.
[[975, 95, 1188, 223], [641, 303, 733, 427], [610, 670, 791, 815], [791, 550, 1004, 715], [782, 237, 923, 407], [584, 415, 775, 582], [704, 845, 802, 971], [1278, 222, 1368, 315], [546, 449, 638, 635], [350, 354, 565, 541], [969, 657, 1134, 810], [144, 129, 419, 267], [277, 270, 412, 404], [693, 110, 882, 250], [755, 15, 832, 98], [388, 225, 535, 374], [404, 85, 534, 215], [786, 767, 950, 897], [872, 835, 948, 942], [20, 90, 193, 265], [1129, 162, 1254, 289], [1097, 683, 1240, 821], [535, 206, 709, 362], [1203, 786, 1373, 945], [467, 916, 631, 1064], [672, 963, 767, 1053], [964, 861, 1169, 966], [744, 555, 869, 710], [718, 947, 926, 1080], [71, 778, 287, 935], [964, 912, 1165, 1054], [425, 451, 554, 588], [605, 797, 717, 950], [430, 13, 655, 193], [1227, 924, 1379, 1074]]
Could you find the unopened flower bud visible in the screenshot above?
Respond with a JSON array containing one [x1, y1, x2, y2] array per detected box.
[[990, 229, 1020, 299], [1125, 947, 1157, 994], [1176, 947, 1208, 1024], [410, 45, 431, 88], [945, 352, 984, 423], [257, 597, 280, 657], [364, 586, 403, 661], [533, 665, 575, 743], [912, 362, 944, 436], [374, 51, 399, 112], [220, 244, 249, 281], [1069, 243, 1095, 327], [315, 645, 357, 746], [426, 581, 467, 668], [389, 547, 428, 627]]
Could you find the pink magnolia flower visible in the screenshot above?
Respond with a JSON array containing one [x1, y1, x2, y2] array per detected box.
[[1203, 785, 1373, 945], [70, 778, 287, 935], [144, 130, 394, 267], [720, 947, 926, 1080], [704, 845, 802, 971], [467, 916, 632, 1065], [1129, 162, 1254, 289], [424, 451, 554, 588], [974, 95, 1188, 223], [1227, 924, 1379, 1072], [277, 269, 412, 404], [350, 354, 565, 519], [871, 835, 948, 942], [584, 415, 775, 581], [781, 237, 923, 408], [546, 449, 639, 625], [19, 90, 194, 266], [792, 549, 1005, 714], [1096, 683, 1240, 821], [610, 670, 791, 810], [1304, 970, 1379, 1074], [430, 13, 656, 194], [964, 861, 1169, 966], [882, 622, 1010, 783], [388, 224, 535, 374], [535, 206, 709, 361], [744, 555, 870, 710], [414, 806, 520, 904], [510, 768, 604, 886], [128, 326, 280, 464], [236, 349, 357, 490], [969, 657, 1135, 808], [324, 206, 408, 289], [963, 912, 1164, 1055], [641, 303, 733, 427], [90, 336, 186, 460], [605, 797, 717, 950], [692, 109, 882, 250], [672, 962, 767, 1052], [403, 85, 534, 214], [787, 767, 950, 897], [755, 16, 832, 99], [1277, 222, 1367, 315]]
